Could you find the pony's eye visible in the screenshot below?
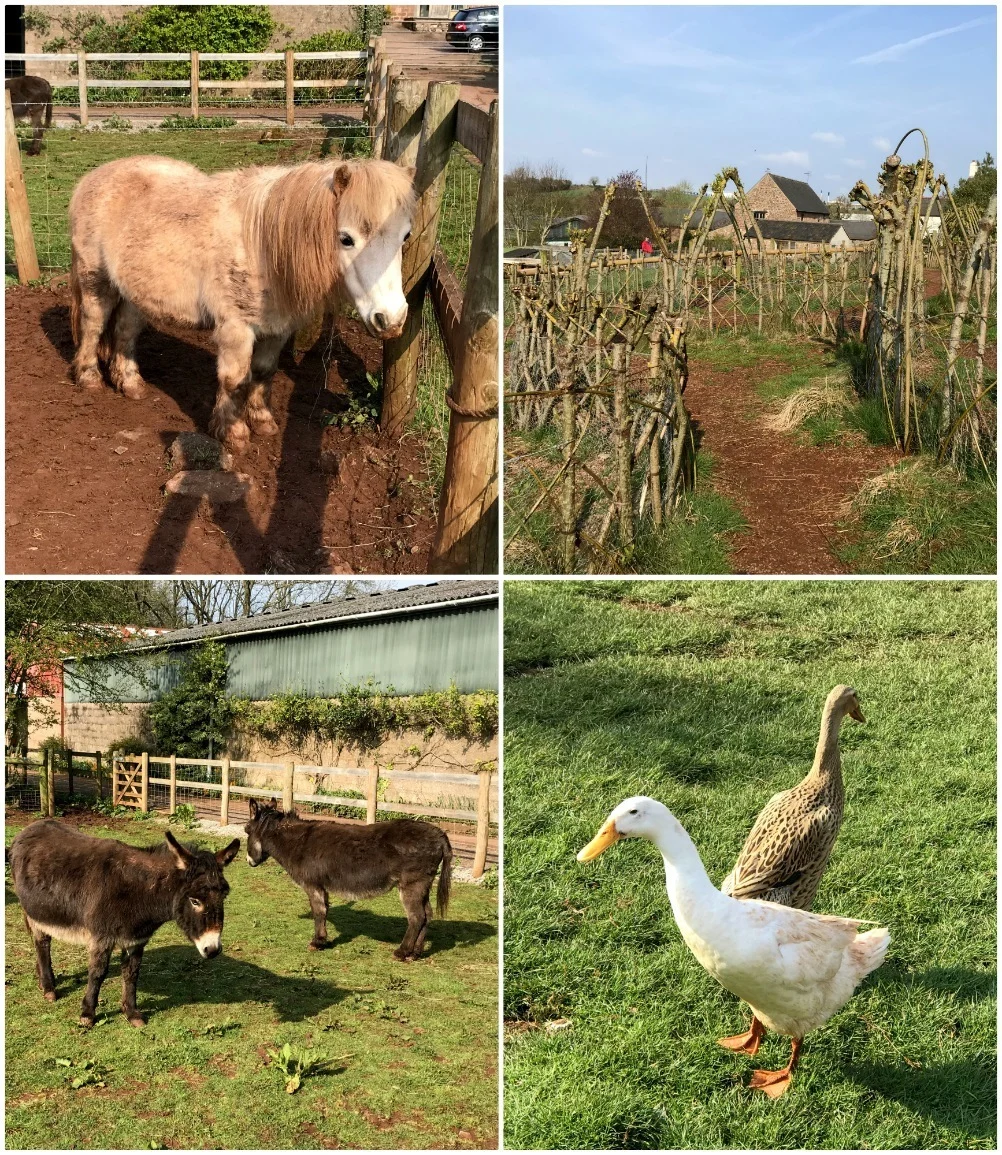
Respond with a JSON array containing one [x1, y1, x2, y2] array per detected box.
[[339, 233, 355, 248], [189, 897, 204, 911], [404, 230, 412, 242]]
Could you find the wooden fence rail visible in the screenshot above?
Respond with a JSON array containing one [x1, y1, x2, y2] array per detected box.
[[113, 754, 497, 878], [4, 51, 368, 127]]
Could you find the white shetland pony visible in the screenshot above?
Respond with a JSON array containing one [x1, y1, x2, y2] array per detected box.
[[69, 156, 415, 451]]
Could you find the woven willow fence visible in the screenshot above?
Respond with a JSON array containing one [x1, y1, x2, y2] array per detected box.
[[850, 131, 997, 470]]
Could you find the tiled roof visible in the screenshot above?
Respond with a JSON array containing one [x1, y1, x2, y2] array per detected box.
[[747, 220, 843, 243], [768, 175, 830, 215]]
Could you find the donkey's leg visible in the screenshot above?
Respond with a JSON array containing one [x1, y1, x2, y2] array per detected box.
[[119, 942, 147, 1027], [246, 333, 287, 437], [73, 271, 118, 391], [394, 882, 429, 961], [305, 886, 330, 951], [209, 320, 255, 453], [107, 300, 148, 400], [28, 111, 44, 156], [79, 942, 113, 1027], [25, 916, 57, 1001], [409, 882, 436, 959]]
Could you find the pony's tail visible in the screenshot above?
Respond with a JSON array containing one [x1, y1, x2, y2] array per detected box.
[[436, 835, 453, 918], [69, 254, 82, 346]]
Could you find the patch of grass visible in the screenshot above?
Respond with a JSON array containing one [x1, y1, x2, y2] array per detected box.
[[503, 580, 996, 1150], [837, 459, 997, 574], [690, 332, 816, 373], [6, 819, 497, 1150]]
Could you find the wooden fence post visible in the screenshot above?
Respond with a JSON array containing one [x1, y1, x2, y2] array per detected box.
[[112, 757, 119, 806], [220, 756, 230, 825], [366, 765, 379, 824], [169, 753, 177, 813], [4, 91, 41, 283], [371, 41, 389, 157], [67, 748, 74, 797], [431, 99, 499, 573], [382, 81, 459, 437], [284, 49, 295, 127], [283, 761, 295, 813], [190, 51, 199, 119], [96, 750, 103, 800], [472, 768, 491, 879], [39, 748, 49, 815], [140, 751, 149, 813], [77, 52, 88, 126], [612, 342, 634, 547], [47, 748, 55, 817]]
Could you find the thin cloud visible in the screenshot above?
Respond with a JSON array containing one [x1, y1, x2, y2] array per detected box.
[[812, 132, 845, 146], [853, 17, 990, 65], [872, 137, 891, 151], [785, 8, 863, 47], [761, 150, 810, 168], [582, 147, 604, 158], [615, 37, 738, 70], [845, 158, 864, 168]]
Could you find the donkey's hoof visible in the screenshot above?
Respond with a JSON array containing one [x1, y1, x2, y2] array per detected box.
[[124, 1013, 146, 1028], [75, 366, 105, 391], [392, 948, 411, 962], [308, 940, 328, 952], [78, 1014, 95, 1028], [42, 989, 57, 1003], [248, 409, 280, 436]]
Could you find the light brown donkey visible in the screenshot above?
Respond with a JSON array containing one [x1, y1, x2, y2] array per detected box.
[[69, 156, 415, 452]]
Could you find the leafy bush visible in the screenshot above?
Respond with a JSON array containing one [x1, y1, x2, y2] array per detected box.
[[159, 114, 237, 130], [169, 803, 200, 830], [148, 641, 241, 758], [266, 1043, 327, 1094]]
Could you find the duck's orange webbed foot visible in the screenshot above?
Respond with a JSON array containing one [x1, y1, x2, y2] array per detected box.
[[717, 1015, 764, 1056], [748, 1067, 793, 1098]]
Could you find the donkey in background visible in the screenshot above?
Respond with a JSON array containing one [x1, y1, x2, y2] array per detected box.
[[245, 799, 453, 961], [9, 820, 240, 1026], [5, 75, 52, 156], [68, 156, 415, 453]]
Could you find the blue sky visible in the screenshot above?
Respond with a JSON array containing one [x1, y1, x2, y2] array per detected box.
[[504, 5, 997, 197]]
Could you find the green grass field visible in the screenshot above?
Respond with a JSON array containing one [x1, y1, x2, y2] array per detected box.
[[503, 579, 995, 1150], [6, 817, 497, 1150]]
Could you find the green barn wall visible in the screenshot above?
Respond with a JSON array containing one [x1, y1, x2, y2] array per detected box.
[[65, 605, 498, 703]]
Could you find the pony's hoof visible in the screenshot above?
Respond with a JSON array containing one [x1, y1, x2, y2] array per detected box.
[[119, 376, 147, 401], [76, 367, 105, 391], [248, 410, 280, 436], [221, 421, 251, 454], [42, 990, 57, 1003]]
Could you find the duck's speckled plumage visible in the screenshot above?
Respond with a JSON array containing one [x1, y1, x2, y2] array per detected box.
[[721, 685, 864, 910]]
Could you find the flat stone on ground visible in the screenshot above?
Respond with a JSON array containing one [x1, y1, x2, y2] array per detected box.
[[168, 432, 233, 472], [163, 470, 250, 503]]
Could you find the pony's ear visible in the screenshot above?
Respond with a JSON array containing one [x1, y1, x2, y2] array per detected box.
[[402, 164, 416, 188], [164, 830, 193, 871], [216, 839, 240, 867], [332, 164, 352, 194]]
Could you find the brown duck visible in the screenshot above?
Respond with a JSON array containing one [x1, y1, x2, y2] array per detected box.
[[716, 684, 865, 1057]]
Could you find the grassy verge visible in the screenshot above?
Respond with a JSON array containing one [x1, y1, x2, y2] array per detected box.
[[503, 580, 995, 1150], [6, 814, 497, 1150]]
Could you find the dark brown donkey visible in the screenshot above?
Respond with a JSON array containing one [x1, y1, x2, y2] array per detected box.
[[9, 819, 240, 1027], [5, 75, 53, 156], [245, 799, 452, 960]]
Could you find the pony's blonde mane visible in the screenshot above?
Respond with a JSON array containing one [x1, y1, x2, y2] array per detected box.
[[255, 160, 415, 320]]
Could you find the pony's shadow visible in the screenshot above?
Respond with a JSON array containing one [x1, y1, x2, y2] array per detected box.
[[54, 944, 349, 1023], [38, 302, 351, 574], [299, 902, 497, 958]]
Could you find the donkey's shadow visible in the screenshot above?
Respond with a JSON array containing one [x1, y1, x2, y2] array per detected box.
[[55, 944, 349, 1023], [298, 902, 498, 959]]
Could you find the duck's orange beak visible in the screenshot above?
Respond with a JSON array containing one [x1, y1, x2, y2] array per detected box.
[[577, 818, 621, 862]]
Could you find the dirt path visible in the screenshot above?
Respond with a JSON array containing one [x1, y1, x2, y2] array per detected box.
[[6, 285, 436, 575], [684, 353, 901, 574]]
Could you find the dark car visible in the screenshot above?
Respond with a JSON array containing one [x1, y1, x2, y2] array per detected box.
[[446, 6, 498, 53]]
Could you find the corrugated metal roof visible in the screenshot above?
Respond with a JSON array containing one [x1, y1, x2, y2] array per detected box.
[[128, 580, 498, 650]]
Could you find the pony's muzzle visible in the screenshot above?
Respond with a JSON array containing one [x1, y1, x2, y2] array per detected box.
[[367, 307, 407, 341]]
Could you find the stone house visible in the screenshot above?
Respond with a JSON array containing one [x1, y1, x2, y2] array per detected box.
[[745, 220, 852, 251], [740, 173, 830, 229]]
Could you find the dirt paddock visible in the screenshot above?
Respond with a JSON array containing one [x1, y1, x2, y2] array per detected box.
[[5, 285, 436, 574]]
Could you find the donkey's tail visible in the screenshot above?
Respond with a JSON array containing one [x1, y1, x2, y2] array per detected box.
[[436, 834, 453, 918], [69, 254, 82, 345], [44, 97, 52, 128]]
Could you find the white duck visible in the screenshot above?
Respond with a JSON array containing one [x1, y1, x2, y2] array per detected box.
[[578, 796, 889, 1098]]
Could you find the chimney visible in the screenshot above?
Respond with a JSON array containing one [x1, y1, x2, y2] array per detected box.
[[969, 159, 979, 178]]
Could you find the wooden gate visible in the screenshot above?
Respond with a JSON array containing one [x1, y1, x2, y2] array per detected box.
[[113, 754, 147, 810]]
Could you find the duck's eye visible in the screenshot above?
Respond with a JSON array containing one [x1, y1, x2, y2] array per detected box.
[[189, 897, 204, 911], [339, 233, 355, 248], [630, 809, 638, 815]]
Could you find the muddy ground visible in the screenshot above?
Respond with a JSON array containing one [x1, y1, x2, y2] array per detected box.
[[6, 285, 437, 574]]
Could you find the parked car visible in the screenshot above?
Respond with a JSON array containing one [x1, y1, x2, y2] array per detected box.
[[446, 7, 498, 53]]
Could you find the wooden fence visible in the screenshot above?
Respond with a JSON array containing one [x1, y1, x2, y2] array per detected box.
[[5, 747, 105, 815], [5, 50, 368, 126], [112, 753, 497, 878], [366, 35, 499, 572]]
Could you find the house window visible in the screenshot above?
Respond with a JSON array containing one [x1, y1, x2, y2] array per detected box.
[[753, 211, 766, 219]]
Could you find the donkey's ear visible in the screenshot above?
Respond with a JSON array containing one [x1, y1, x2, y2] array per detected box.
[[332, 164, 352, 194], [164, 830, 193, 871], [216, 839, 240, 867], [269, 796, 279, 809], [248, 799, 259, 819]]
